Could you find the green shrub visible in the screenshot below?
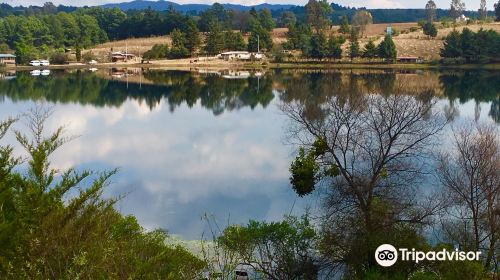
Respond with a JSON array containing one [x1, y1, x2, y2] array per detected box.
[[0, 109, 205, 279], [50, 52, 68, 64]]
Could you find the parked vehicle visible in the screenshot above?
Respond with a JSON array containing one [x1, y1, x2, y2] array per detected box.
[[40, 60, 50, 66], [88, 60, 98, 65], [30, 69, 41, 76], [29, 60, 41, 66]]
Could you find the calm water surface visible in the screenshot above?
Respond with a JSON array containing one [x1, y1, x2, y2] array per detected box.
[[0, 68, 498, 239]]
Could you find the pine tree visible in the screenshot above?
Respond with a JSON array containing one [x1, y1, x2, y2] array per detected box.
[[204, 21, 225, 55], [258, 9, 275, 32], [169, 28, 189, 58], [460, 28, 476, 62], [224, 31, 246, 51], [248, 20, 272, 52], [378, 34, 397, 63], [441, 29, 462, 58], [327, 35, 344, 60], [362, 40, 378, 60], [339, 15, 350, 34], [349, 32, 360, 61], [184, 20, 200, 55], [310, 32, 328, 59]]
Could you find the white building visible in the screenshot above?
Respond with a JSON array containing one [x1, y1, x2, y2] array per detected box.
[[218, 51, 265, 61], [456, 14, 469, 23], [219, 51, 251, 61]]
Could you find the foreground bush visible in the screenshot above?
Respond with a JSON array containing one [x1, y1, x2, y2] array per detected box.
[[0, 108, 205, 279]]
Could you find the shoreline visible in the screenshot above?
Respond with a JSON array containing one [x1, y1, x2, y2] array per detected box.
[[4, 61, 500, 71]]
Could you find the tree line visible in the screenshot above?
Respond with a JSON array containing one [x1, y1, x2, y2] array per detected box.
[[441, 28, 500, 63], [1, 0, 500, 64], [0, 11, 107, 64]]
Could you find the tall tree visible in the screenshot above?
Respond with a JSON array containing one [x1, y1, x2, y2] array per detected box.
[[479, 0, 488, 20], [441, 29, 462, 57], [352, 10, 373, 37], [204, 21, 225, 55], [327, 35, 344, 60], [169, 28, 189, 58], [496, 0, 500, 21], [437, 124, 499, 271], [224, 31, 246, 51], [460, 27, 477, 62], [309, 32, 328, 59], [378, 34, 397, 62], [184, 19, 200, 55], [450, 0, 466, 19], [349, 31, 360, 60], [362, 40, 378, 60], [248, 19, 272, 52], [279, 11, 296, 28], [304, 0, 332, 32], [258, 9, 275, 32], [284, 91, 446, 276], [425, 0, 437, 22], [339, 15, 350, 34]]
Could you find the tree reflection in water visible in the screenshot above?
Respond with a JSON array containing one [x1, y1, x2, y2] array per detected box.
[[0, 69, 497, 123]]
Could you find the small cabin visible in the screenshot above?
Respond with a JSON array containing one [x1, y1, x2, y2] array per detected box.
[[0, 54, 16, 65], [397, 56, 424, 64], [111, 52, 136, 62]]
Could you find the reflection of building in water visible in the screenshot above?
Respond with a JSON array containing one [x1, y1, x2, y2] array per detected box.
[[397, 56, 424, 64], [0, 70, 16, 80], [222, 70, 250, 79], [109, 68, 141, 79], [195, 69, 265, 79]]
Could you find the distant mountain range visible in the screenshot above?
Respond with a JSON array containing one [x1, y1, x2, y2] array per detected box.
[[100, 0, 297, 12]]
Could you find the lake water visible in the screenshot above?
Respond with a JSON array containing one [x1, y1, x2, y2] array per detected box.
[[0, 68, 498, 239]]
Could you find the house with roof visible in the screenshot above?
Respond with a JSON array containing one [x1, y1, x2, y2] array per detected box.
[[111, 51, 136, 62], [0, 54, 16, 66]]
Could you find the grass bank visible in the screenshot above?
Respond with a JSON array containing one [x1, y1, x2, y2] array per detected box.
[[5, 61, 500, 72]]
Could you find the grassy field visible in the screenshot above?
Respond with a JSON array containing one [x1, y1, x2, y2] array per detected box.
[[85, 22, 500, 62], [87, 36, 172, 61]]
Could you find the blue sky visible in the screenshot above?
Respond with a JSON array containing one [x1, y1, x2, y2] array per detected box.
[[1, 0, 497, 10]]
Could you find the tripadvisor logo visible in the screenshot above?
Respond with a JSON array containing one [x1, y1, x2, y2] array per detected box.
[[375, 244, 481, 267]]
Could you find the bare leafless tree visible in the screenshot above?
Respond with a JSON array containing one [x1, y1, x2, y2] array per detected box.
[[282, 83, 447, 274], [351, 10, 373, 37], [437, 123, 500, 271]]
